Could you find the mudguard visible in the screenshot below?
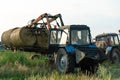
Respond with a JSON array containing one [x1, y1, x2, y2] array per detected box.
[[65, 45, 75, 54], [65, 45, 85, 63]]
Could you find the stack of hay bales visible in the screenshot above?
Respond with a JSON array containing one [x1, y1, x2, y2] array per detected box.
[[1, 27, 18, 48], [1, 27, 36, 49], [1, 26, 50, 51]]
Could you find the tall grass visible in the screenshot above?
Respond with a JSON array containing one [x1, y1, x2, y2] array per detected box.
[[0, 50, 120, 80], [0, 50, 50, 79]]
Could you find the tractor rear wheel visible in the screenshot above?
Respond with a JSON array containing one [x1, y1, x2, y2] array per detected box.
[[56, 48, 75, 73], [111, 48, 120, 63]]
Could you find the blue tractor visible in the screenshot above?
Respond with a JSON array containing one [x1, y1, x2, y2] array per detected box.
[[49, 25, 107, 73], [95, 33, 120, 63]]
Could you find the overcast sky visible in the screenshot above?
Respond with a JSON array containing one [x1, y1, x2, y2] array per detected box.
[[0, 0, 120, 40]]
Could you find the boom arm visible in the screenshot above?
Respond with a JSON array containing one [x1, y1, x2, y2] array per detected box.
[[28, 13, 47, 27], [46, 14, 64, 26], [28, 13, 64, 29]]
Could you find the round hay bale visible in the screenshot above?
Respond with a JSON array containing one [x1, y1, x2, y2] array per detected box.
[[10, 27, 36, 47], [36, 29, 49, 48], [1, 27, 18, 48]]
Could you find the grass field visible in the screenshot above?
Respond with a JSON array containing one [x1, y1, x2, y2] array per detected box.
[[0, 50, 120, 80]]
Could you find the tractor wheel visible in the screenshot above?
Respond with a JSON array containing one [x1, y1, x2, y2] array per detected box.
[[56, 48, 75, 73], [111, 48, 120, 64]]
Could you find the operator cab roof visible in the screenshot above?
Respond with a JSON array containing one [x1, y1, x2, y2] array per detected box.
[[59, 25, 90, 30], [96, 33, 118, 38]]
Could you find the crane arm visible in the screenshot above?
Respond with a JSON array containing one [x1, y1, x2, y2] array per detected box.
[[28, 13, 64, 29], [45, 14, 64, 26], [28, 13, 47, 27]]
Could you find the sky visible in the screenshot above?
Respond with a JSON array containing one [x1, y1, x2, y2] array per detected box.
[[0, 0, 120, 40]]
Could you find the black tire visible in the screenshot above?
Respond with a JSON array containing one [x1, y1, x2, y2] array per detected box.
[[30, 54, 40, 60], [56, 48, 75, 73], [111, 48, 120, 64]]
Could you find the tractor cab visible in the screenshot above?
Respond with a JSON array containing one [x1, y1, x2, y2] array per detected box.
[[70, 25, 91, 46], [49, 25, 92, 53], [49, 25, 91, 46], [95, 33, 120, 49]]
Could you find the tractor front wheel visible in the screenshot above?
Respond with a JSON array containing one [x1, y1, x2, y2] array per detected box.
[[111, 48, 120, 63], [56, 48, 75, 73]]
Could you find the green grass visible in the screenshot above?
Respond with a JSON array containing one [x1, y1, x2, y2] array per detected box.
[[0, 50, 120, 80]]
